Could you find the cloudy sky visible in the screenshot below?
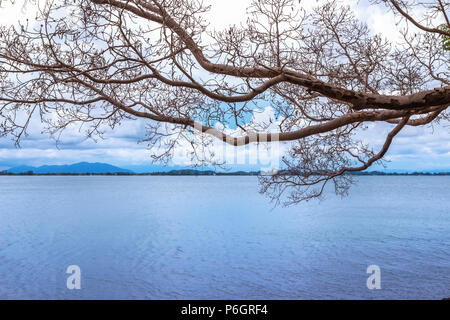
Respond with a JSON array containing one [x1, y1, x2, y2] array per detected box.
[[0, 0, 449, 172]]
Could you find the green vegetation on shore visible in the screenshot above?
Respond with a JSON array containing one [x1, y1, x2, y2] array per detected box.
[[1, 169, 449, 176]]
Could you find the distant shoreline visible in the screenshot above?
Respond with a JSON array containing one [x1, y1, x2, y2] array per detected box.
[[1, 170, 450, 176], [4, 162, 449, 176]]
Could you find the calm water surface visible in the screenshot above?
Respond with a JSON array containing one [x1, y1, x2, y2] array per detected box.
[[0, 176, 449, 299]]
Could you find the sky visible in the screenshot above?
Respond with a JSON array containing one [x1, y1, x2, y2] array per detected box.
[[0, 0, 449, 172]]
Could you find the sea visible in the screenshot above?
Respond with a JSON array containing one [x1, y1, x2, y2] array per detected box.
[[0, 176, 449, 299]]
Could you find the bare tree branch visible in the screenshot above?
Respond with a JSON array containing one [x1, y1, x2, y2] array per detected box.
[[0, 0, 449, 203]]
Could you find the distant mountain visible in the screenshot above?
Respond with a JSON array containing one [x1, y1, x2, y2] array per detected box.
[[7, 162, 133, 174]]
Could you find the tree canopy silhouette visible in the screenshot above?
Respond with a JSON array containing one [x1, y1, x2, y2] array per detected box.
[[0, 0, 449, 204]]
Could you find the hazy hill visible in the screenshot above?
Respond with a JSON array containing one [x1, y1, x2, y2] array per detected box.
[[7, 162, 133, 174]]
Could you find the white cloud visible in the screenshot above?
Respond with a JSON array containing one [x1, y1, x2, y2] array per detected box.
[[0, 1, 38, 26], [357, 120, 450, 170]]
